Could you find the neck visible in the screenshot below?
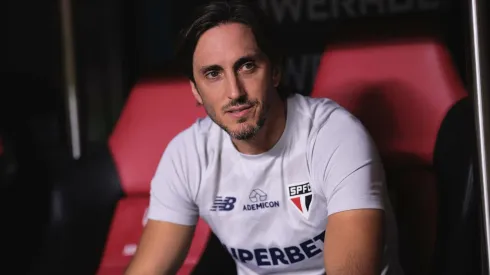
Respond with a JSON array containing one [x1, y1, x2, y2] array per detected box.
[[232, 98, 287, 155]]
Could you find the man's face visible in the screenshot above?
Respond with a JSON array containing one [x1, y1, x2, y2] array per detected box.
[[191, 23, 280, 140]]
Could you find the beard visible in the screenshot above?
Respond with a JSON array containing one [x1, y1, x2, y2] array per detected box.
[[227, 115, 266, 140], [204, 95, 269, 140]]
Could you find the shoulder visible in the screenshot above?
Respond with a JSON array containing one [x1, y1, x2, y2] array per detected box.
[[289, 94, 341, 128], [164, 116, 219, 159], [290, 94, 371, 149], [151, 116, 222, 199], [155, 116, 222, 179], [315, 106, 373, 147], [300, 99, 386, 213], [302, 97, 381, 175]]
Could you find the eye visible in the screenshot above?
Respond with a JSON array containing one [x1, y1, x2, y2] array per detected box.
[[205, 70, 220, 79], [241, 62, 256, 72]]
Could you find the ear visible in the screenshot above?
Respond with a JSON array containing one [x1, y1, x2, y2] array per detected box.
[[272, 66, 282, 88], [190, 81, 203, 105]]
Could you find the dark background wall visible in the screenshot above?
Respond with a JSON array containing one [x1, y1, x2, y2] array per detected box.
[[4, 0, 470, 153], [2, 0, 482, 272]]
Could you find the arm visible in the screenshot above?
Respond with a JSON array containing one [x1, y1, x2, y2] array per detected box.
[[312, 110, 387, 275], [324, 209, 384, 275], [126, 132, 201, 274], [323, 162, 386, 275], [124, 220, 195, 275]]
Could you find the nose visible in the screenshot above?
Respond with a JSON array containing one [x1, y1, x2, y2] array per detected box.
[[226, 73, 245, 99]]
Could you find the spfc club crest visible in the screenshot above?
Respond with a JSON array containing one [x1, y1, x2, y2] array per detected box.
[[287, 182, 313, 219]]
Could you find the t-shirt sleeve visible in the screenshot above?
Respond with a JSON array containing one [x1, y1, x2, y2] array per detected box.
[[311, 109, 386, 216], [147, 133, 200, 226]]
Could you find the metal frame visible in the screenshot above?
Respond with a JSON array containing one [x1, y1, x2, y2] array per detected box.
[[60, 0, 81, 159], [469, 0, 490, 273]]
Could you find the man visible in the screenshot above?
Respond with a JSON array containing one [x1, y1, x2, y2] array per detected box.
[[125, 1, 403, 274]]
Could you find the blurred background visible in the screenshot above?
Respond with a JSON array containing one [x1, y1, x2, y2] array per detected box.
[[3, 0, 489, 274], [3, 0, 472, 155]]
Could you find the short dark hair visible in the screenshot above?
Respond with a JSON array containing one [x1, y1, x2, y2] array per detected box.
[[176, 0, 291, 99]]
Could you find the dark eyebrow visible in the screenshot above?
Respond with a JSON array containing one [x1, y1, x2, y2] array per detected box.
[[198, 52, 262, 75], [199, 64, 222, 75], [233, 53, 261, 71]]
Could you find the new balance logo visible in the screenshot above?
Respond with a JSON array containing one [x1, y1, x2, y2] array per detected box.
[[210, 196, 237, 212]]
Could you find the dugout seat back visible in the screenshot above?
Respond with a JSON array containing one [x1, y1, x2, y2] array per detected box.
[[34, 78, 239, 275], [96, 78, 210, 274], [312, 38, 481, 275]]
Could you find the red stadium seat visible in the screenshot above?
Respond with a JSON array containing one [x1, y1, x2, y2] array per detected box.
[[97, 79, 209, 275], [312, 38, 481, 275], [35, 78, 236, 275]]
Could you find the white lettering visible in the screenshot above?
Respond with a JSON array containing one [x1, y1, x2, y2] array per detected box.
[[308, 0, 329, 21], [289, 183, 312, 196], [298, 184, 311, 194], [269, 0, 303, 23], [388, 0, 414, 13], [339, 0, 357, 17], [360, 0, 385, 15], [260, 0, 440, 23]]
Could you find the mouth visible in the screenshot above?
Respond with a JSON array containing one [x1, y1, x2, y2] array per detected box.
[[226, 104, 254, 118]]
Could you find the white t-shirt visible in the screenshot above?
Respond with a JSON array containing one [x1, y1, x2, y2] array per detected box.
[[148, 94, 404, 275]]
